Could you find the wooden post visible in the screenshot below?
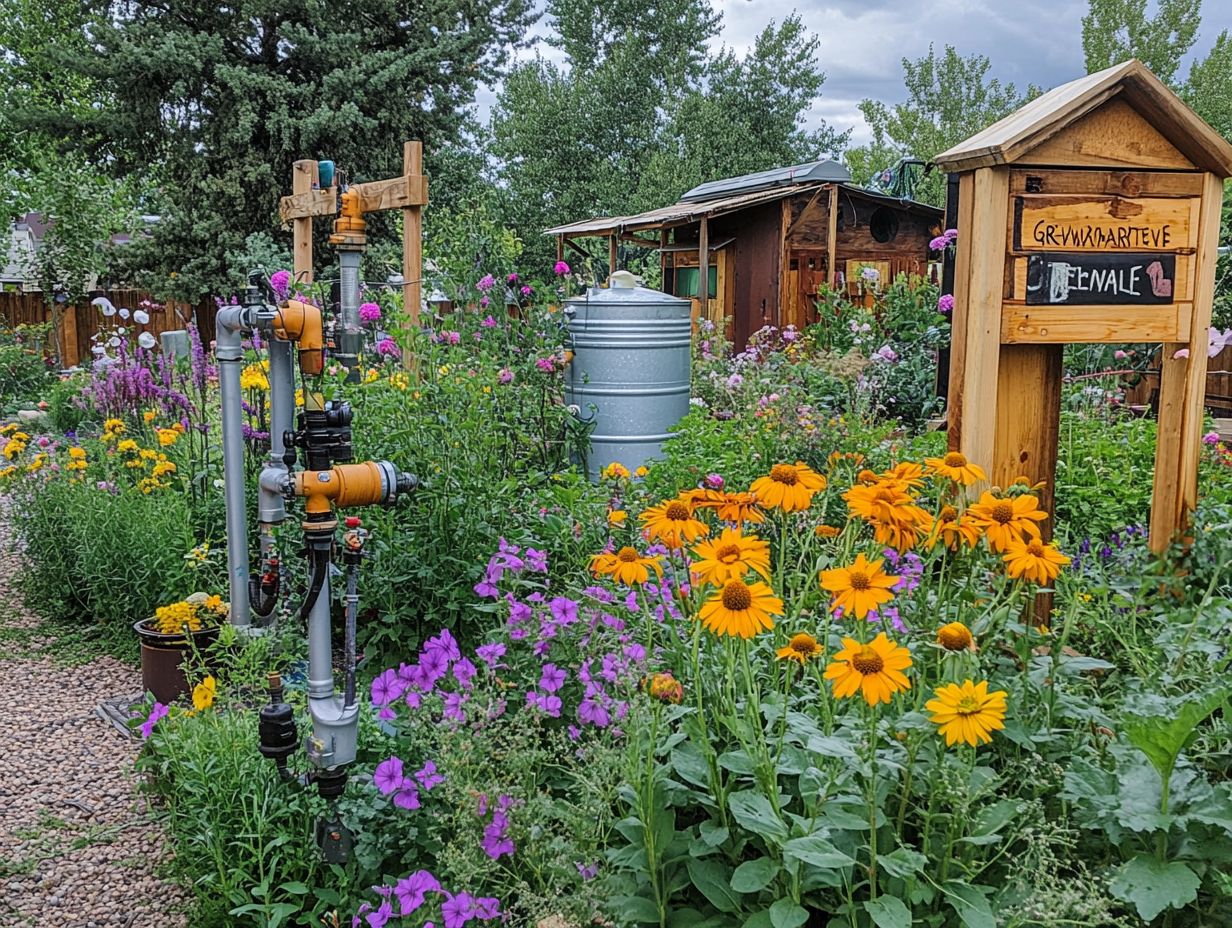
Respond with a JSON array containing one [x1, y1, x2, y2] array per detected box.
[[556, 235, 565, 265], [402, 140, 423, 338], [698, 217, 710, 309], [1149, 170, 1223, 551], [60, 303, 79, 368], [292, 159, 318, 284], [659, 229, 668, 292], [825, 184, 839, 289], [608, 234, 618, 280]]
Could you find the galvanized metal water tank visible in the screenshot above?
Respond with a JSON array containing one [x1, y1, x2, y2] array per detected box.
[[565, 271, 693, 480]]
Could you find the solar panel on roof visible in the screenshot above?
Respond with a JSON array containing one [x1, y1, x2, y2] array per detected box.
[[679, 160, 851, 202]]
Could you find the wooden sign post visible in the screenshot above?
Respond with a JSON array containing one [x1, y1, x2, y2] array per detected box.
[[279, 142, 429, 352], [934, 60, 1232, 553]]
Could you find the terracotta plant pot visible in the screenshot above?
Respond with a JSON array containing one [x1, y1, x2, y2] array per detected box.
[[133, 620, 220, 704]]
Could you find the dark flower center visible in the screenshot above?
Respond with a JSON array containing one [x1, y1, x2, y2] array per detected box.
[[990, 501, 1015, 524], [944, 452, 967, 467], [721, 580, 752, 611], [851, 647, 884, 675], [717, 544, 742, 564], [665, 502, 690, 521], [617, 547, 640, 563], [770, 464, 799, 486], [848, 570, 871, 591]]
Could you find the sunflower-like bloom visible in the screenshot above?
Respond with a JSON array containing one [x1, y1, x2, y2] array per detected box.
[[824, 633, 912, 705], [1002, 537, 1070, 585], [844, 481, 929, 526], [927, 505, 982, 551], [192, 675, 217, 712], [815, 524, 840, 539], [640, 497, 710, 549], [925, 451, 988, 486], [698, 578, 782, 639], [926, 679, 1007, 747], [936, 621, 975, 652], [750, 462, 826, 512], [690, 528, 771, 586], [776, 632, 823, 665], [881, 461, 926, 490], [967, 492, 1048, 552], [688, 488, 767, 525], [590, 546, 663, 585], [870, 507, 934, 553], [819, 553, 899, 619]]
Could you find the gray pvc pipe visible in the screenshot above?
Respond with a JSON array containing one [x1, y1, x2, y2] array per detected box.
[[216, 305, 253, 628]]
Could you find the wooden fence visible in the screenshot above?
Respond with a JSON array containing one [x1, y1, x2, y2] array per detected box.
[[1121, 346, 1232, 418], [0, 289, 217, 368]]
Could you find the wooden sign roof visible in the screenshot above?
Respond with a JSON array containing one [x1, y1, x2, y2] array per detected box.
[[933, 59, 1232, 177]]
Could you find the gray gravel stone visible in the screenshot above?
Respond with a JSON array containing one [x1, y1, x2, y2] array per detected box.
[[0, 526, 189, 927]]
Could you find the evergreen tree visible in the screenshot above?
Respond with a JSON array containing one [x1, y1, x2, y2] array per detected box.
[[845, 45, 1038, 206], [16, 0, 534, 298], [1081, 0, 1202, 84]]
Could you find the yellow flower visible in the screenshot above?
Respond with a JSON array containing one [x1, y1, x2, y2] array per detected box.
[[925, 451, 988, 486], [640, 497, 710, 549], [635, 465, 649, 478], [690, 527, 771, 586], [240, 361, 270, 391], [65, 458, 87, 472], [687, 489, 766, 525], [116, 438, 139, 454], [0, 465, 17, 478], [926, 680, 1007, 747], [819, 553, 899, 619], [389, 372, 409, 390], [152, 460, 177, 478], [967, 492, 1049, 552], [607, 509, 628, 527], [154, 600, 201, 634], [927, 505, 982, 551], [192, 676, 217, 712], [171, 422, 185, 433], [750, 461, 826, 512], [156, 428, 179, 447], [601, 461, 631, 480], [3, 439, 25, 460], [68, 447, 86, 460], [143, 409, 157, 424], [103, 418, 126, 436], [1003, 537, 1070, 585], [697, 578, 783, 639], [645, 672, 683, 704], [139, 448, 158, 461], [26, 453, 47, 473], [0, 423, 15, 436], [936, 621, 975, 652], [589, 546, 663, 586], [824, 633, 912, 705], [881, 461, 926, 490], [363, 368, 379, 384], [815, 524, 840, 538], [776, 633, 823, 665]]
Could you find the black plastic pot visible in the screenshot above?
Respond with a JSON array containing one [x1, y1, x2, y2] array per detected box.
[[133, 620, 219, 703]]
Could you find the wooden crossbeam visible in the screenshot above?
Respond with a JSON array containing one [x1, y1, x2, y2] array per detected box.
[[280, 186, 337, 223], [352, 174, 428, 213]]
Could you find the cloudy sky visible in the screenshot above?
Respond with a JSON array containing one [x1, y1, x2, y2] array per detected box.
[[478, 0, 1232, 146]]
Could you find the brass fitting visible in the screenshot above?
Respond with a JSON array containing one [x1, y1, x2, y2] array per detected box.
[[330, 188, 367, 247], [274, 299, 324, 375]]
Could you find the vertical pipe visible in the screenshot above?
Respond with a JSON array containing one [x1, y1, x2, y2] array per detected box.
[[216, 307, 252, 628], [308, 555, 334, 699], [337, 250, 362, 381], [344, 560, 358, 706], [267, 336, 294, 460]]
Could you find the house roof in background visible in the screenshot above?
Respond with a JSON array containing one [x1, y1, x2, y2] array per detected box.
[[680, 160, 851, 202]]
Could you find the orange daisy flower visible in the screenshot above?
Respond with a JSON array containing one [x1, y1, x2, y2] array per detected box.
[[925, 451, 988, 486], [967, 492, 1048, 552], [750, 462, 826, 512], [640, 497, 710, 549], [589, 547, 664, 585], [824, 633, 912, 705], [697, 578, 783, 639], [819, 553, 899, 619], [1002, 537, 1070, 585], [690, 528, 771, 586]]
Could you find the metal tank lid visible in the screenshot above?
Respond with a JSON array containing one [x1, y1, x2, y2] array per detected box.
[[565, 270, 692, 308]]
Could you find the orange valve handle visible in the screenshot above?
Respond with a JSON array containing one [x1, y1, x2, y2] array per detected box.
[[273, 299, 324, 375]]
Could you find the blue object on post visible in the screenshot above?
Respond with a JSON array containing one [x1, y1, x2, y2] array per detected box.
[[317, 160, 336, 188]]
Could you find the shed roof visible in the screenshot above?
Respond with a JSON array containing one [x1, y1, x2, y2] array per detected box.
[[933, 59, 1232, 177], [545, 181, 940, 238]]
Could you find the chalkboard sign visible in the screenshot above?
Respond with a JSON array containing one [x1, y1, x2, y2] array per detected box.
[[1025, 252, 1175, 305]]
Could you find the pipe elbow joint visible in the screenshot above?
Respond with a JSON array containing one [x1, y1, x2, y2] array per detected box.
[[275, 299, 325, 376]]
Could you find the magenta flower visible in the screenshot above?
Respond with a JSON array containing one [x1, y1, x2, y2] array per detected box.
[[371, 668, 405, 706], [374, 757, 406, 795], [476, 274, 496, 293], [376, 337, 400, 358], [441, 892, 476, 928], [480, 314, 497, 328], [704, 473, 724, 489], [535, 357, 555, 373], [539, 663, 567, 693], [1204, 431, 1221, 445], [476, 642, 506, 668], [270, 270, 291, 300], [140, 702, 169, 739], [359, 302, 382, 323], [520, 285, 532, 297], [937, 294, 955, 314], [497, 368, 513, 385], [415, 760, 446, 790], [554, 261, 570, 275], [506, 272, 519, 284], [393, 784, 421, 809]]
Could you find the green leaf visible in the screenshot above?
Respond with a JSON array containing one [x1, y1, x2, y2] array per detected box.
[[866, 896, 913, 928], [1109, 855, 1200, 922], [720, 750, 757, 775], [728, 790, 788, 845], [743, 911, 773, 928], [1122, 688, 1229, 782], [782, 835, 855, 870], [942, 882, 994, 928], [672, 743, 712, 789], [769, 898, 809, 928], [731, 857, 780, 893], [878, 846, 927, 879], [277, 881, 309, 895], [699, 820, 730, 847], [613, 895, 664, 924], [971, 799, 1023, 836], [687, 858, 741, 913]]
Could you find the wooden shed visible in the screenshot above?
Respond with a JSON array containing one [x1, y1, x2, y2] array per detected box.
[[546, 161, 944, 349]]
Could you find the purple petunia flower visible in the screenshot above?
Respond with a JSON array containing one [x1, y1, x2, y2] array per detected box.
[[550, 597, 578, 625], [453, 656, 477, 689], [374, 757, 405, 795], [393, 784, 421, 810], [525, 547, 548, 572], [371, 668, 405, 706], [140, 702, 169, 739], [441, 892, 476, 928], [539, 663, 567, 693], [480, 314, 497, 328], [415, 760, 445, 791], [475, 642, 506, 668], [394, 870, 441, 915]]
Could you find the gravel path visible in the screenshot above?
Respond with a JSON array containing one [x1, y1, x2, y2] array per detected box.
[[0, 543, 189, 927]]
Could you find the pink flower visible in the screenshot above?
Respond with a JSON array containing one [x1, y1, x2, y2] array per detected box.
[[520, 285, 532, 297], [1114, 350, 1127, 360], [359, 302, 382, 323], [937, 294, 954, 314], [476, 274, 496, 293], [480, 315, 496, 328], [535, 357, 555, 373], [377, 337, 401, 358], [1204, 431, 1221, 445], [506, 272, 519, 284], [498, 368, 513, 384], [269, 270, 291, 300], [554, 261, 570, 276]]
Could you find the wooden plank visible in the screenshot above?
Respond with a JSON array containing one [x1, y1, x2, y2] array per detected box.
[[60, 304, 79, 368], [697, 218, 708, 306], [609, 234, 618, 278], [292, 160, 318, 285], [1012, 194, 1198, 253], [402, 140, 424, 348], [1017, 97, 1195, 170], [1008, 169, 1204, 198], [1150, 172, 1224, 552], [994, 344, 1063, 516], [946, 172, 976, 452], [826, 184, 839, 288], [949, 167, 1009, 475], [353, 173, 428, 213], [1001, 302, 1189, 344], [279, 187, 336, 222]]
